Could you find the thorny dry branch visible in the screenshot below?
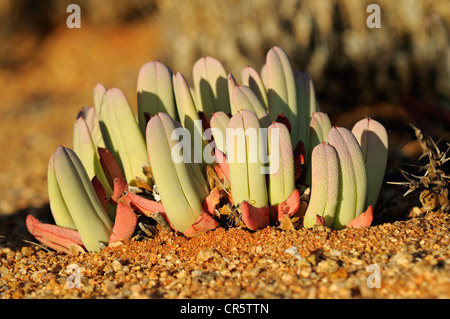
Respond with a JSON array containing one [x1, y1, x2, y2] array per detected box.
[[389, 124, 449, 212]]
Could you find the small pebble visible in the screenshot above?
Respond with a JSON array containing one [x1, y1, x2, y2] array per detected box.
[[111, 259, 123, 272], [317, 259, 340, 274]]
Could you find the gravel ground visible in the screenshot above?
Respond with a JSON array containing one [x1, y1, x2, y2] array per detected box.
[[0, 209, 448, 299]]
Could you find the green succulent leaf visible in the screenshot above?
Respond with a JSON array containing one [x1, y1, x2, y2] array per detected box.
[[77, 106, 105, 149], [137, 60, 177, 135], [304, 112, 332, 186], [173, 71, 207, 164], [50, 146, 113, 252], [47, 152, 76, 230], [93, 83, 107, 116], [228, 73, 238, 115], [352, 118, 388, 208], [231, 85, 271, 127], [265, 46, 297, 144], [95, 83, 120, 168], [192, 56, 230, 117], [267, 121, 295, 206], [303, 143, 339, 228], [328, 127, 367, 229], [227, 110, 268, 208], [260, 63, 267, 88], [241, 66, 268, 109], [146, 113, 208, 232], [210, 111, 230, 154], [73, 117, 112, 198], [294, 70, 319, 155], [103, 88, 150, 186]]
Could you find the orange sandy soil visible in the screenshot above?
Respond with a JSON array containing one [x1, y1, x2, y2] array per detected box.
[[0, 20, 448, 299]]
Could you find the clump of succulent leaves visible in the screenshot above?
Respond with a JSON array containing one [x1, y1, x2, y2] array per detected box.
[[389, 124, 449, 213], [26, 46, 389, 254]]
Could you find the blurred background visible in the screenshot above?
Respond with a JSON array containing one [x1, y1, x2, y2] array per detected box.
[[0, 0, 449, 228]]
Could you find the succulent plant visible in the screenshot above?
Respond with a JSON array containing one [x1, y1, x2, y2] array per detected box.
[[303, 124, 383, 230], [26, 146, 137, 254], [328, 126, 368, 229], [26, 45, 389, 254], [146, 112, 217, 234]]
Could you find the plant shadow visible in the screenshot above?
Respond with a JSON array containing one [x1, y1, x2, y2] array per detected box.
[[0, 203, 53, 251]]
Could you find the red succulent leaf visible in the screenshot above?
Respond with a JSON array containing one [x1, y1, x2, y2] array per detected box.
[[315, 215, 326, 226], [26, 215, 84, 255], [293, 140, 305, 181], [276, 112, 291, 133], [91, 176, 108, 213], [109, 202, 138, 242], [128, 193, 166, 217], [112, 178, 165, 215], [202, 188, 222, 216], [111, 178, 175, 231], [198, 111, 212, 142], [276, 189, 301, 222], [98, 147, 125, 188], [144, 112, 153, 126], [111, 177, 129, 204], [183, 211, 219, 237], [240, 201, 270, 231], [346, 206, 374, 228], [213, 166, 227, 184], [214, 149, 230, 184]]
